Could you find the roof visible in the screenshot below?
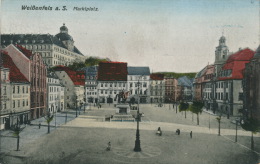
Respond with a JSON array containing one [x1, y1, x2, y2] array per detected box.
[[98, 62, 127, 81], [218, 48, 255, 80], [127, 66, 150, 75], [150, 73, 164, 80], [195, 65, 207, 78], [178, 76, 193, 87], [14, 44, 34, 58], [1, 34, 83, 56], [226, 48, 254, 62], [53, 65, 85, 85], [1, 51, 29, 83], [81, 66, 99, 76]]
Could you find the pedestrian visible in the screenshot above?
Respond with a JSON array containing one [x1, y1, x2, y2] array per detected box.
[[190, 131, 192, 138], [107, 141, 111, 151], [39, 122, 41, 129], [173, 104, 175, 109]]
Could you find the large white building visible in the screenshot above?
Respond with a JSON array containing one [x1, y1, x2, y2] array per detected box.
[[127, 67, 150, 103], [1, 24, 86, 67]]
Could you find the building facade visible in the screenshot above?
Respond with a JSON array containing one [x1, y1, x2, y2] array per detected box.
[[1, 24, 86, 67], [164, 78, 177, 103], [243, 45, 260, 121], [97, 62, 128, 105], [47, 72, 65, 114], [150, 73, 165, 103], [0, 51, 30, 130], [217, 48, 254, 116], [4, 44, 47, 119], [127, 67, 150, 103], [54, 66, 85, 110], [83, 66, 98, 104]]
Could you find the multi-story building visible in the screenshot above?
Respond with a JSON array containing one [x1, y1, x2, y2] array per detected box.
[[0, 51, 30, 130], [150, 73, 165, 103], [243, 45, 260, 121], [54, 66, 85, 110], [83, 66, 98, 104], [193, 66, 207, 101], [164, 77, 177, 103], [177, 76, 193, 101], [127, 67, 150, 103], [201, 65, 215, 110], [217, 48, 254, 116], [4, 44, 47, 119], [1, 24, 86, 67], [97, 62, 128, 105], [47, 72, 65, 114]]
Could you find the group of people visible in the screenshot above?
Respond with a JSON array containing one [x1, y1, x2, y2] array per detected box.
[[94, 103, 102, 108], [156, 127, 192, 138]]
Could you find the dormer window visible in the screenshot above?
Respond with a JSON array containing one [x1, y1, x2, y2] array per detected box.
[[41, 40, 44, 43], [25, 40, 28, 43], [17, 40, 20, 43], [32, 40, 35, 43], [3, 40, 5, 43]]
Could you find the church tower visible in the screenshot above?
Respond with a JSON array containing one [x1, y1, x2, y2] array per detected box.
[[214, 35, 229, 77]]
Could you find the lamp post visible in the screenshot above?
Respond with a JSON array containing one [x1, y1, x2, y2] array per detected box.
[[75, 96, 78, 117], [235, 118, 239, 142], [134, 76, 143, 152]]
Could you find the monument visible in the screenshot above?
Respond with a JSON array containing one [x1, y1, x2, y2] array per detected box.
[[110, 91, 135, 122]]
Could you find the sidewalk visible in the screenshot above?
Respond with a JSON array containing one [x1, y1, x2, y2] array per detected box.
[[0, 110, 77, 156]]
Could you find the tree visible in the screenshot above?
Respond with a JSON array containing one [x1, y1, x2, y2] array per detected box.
[[190, 101, 204, 125], [216, 115, 222, 136], [179, 102, 189, 118], [241, 118, 260, 150], [11, 122, 25, 151], [44, 112, 54, 134]]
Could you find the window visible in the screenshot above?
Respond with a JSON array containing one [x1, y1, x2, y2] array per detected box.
[[2, 102, 6, 109], [23, 100, 25, 106], [17, 86, 20, 93], [239, 93, 243, 101], [13, 86, 15, 93], [3, 86, 6, 95], [13, 100, 15, 108], [26, 100, 28, 106]]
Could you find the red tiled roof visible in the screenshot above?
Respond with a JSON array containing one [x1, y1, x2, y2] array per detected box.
[[1, 51, 29, 83], [15, 44, 33, 58], [54, 66, 85, 85], [98, 62, 127, 81], [150, 73, 164, 80], [218, 48, 254, 80], [226, 48, 254, 62]]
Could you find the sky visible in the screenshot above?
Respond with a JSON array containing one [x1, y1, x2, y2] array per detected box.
[[1, 0, 259, 73]]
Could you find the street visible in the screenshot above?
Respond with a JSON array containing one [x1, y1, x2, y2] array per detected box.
[[0, 104, 259, 164]]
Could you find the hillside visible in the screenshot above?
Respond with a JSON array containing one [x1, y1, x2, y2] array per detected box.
[[155, 72, 197, 79]]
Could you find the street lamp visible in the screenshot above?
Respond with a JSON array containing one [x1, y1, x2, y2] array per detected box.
[[235, 118, 239, 142], [75, 96, 78, 117], [134, 75, 143, 152]]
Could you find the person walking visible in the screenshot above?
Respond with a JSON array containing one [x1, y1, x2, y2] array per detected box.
[[107, 141, 111, 151], [190, 131, 192, 138], [39, 122, 41, 129]]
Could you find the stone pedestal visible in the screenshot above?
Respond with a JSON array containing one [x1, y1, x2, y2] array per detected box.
[[110, 103, 134, 122], [115, 104, 130, 114]]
